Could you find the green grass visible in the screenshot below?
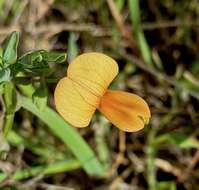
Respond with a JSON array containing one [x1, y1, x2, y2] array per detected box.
[[19, 96, 106, 177]]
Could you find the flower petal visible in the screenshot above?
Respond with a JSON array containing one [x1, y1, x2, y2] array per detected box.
[[54, 52, 119, 127], [54, 77, 98, 127], [98, 90, 151, 132], [67, 52, 119, 97]]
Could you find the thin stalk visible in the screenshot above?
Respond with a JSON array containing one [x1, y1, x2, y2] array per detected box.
[[3, 81, 16, 138], [3, 113, 14, 137], [146, 128, 157, 190]]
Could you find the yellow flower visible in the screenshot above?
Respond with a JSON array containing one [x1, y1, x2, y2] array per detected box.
[[54, 52, 150, 132]]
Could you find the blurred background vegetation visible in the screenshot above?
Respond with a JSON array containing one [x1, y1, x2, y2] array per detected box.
[[0, 0, 199, 189]]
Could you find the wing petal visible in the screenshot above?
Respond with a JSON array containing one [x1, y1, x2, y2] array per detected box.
[[54, 77, 99, 127], [98, 90, 151, 132]]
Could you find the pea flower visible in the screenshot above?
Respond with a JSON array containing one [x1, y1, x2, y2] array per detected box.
[[54, 52, 150, 132]]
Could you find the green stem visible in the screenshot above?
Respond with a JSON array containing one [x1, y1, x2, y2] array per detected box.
[[3, 113, 15, 138], [3, 81, 16, 138]]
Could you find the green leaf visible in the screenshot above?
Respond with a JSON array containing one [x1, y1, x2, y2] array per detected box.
[[41, 51, 67, 63], [15, 50, 67, 75], [155, 132, 199, 149], [116, 0, 125, 11], [32, 79, 48, 110], [2, 31, 19, 65], [0, 68, 11, 83], [7, 131, 24, 145], [157, 181, 177, 190], [16, 50, 50, 75], [19, 50, 43, 65]]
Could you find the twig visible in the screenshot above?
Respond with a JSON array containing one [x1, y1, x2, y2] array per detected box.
[[155, 158, 181, 177], [0, 23, 109, 38], [142, 19, 199, 30], [16, 174, 44, 189], [0, 19, 198, 38], [119, 131, 126, 153], [108, 131, 127, 177], [109, 166, 133, 190], [38, 183, 75, 190], [178, 149, 199, 182], [119, 50, 199, 100], [35, 0, 55, 21], [128, 152, 144, 173], [120, 50, 174, 83]]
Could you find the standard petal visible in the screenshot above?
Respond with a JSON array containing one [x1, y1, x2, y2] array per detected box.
[[67, 52, 119, 97], [98, 90, 151, 132]]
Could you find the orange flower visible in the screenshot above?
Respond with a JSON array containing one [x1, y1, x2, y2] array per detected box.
[[54, 52, 150, 132]]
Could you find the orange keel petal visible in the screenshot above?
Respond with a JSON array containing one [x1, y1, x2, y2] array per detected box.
[[98, 90, 151, 132]]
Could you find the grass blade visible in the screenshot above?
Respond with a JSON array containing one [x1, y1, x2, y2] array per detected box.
[[128, 0, 153, 66], [20, 96, 106, 177]]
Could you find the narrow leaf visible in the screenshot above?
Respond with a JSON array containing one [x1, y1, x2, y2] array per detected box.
[[155, 132, 199, 149], [2, 31, 19, 65], [128, 0, 153, 66], [41, 51, 67, 63], [0, 68, 11, 83]]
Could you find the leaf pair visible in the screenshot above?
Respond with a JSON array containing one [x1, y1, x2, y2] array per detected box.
[[0, 31, 19, 84], [54, 52, 151, 132], [2, 31, 19, 66], [13, 50, 66, 75]]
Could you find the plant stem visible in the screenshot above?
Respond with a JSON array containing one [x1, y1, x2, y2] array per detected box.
[[3, 81, 16, 138], [3, 113, 14, 137]]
